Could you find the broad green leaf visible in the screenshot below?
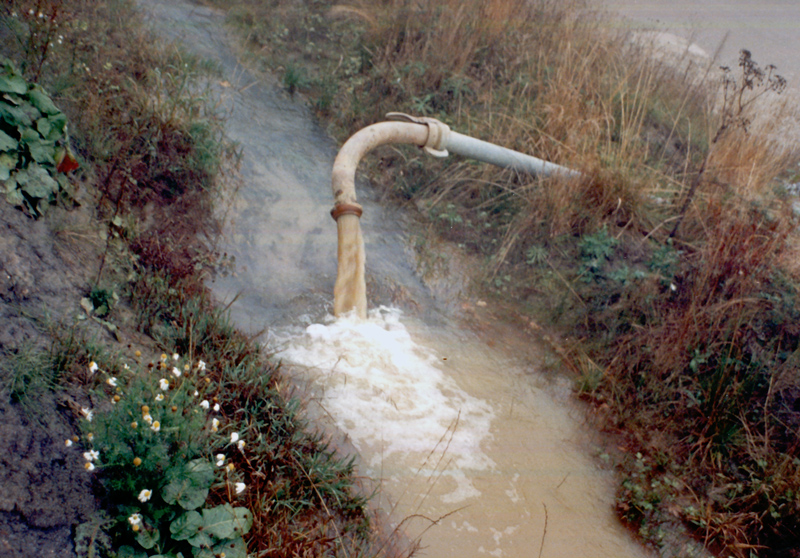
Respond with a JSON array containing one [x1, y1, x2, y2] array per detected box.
[[0, 74, 27, 95], [3, 175, 17, 194], [231, 507, 253, 536], [0, 130, 17, 151], [170, 510, 206, 544], [0, 102, 36, 127], [46, 113, 67, 140], [36, 117, 51, 139], [203, 505, 253, 539], [16, 165, 58, 198], [193, 537, 247, 558], [27, 87, 59, 115], [20, 128, 40, 142], [0, 153, 15, 181], [55, 174, 75, 198], [2, 92, 22, 105], [5, 183, 23, 207], [26, 138, 56, 165], [202, 505, 236, 539], [162, 459, 214, 510], [135, 527, 160, 550]]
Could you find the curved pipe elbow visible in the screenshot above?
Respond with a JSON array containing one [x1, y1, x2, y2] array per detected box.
[[331, 121, 430, 212]]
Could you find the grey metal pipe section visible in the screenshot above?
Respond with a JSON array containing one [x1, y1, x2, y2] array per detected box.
[[445, 131, 581, 179]]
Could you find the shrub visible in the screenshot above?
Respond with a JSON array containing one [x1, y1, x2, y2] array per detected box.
[[0, 57, 77, 216]]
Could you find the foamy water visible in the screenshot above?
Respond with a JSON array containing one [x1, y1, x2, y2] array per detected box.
[[273, 307, 653, 558], [274, 306, 495, 504]]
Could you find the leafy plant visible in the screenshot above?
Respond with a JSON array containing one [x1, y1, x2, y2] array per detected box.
[[282, 63, 308, 96], [0, 57, 76, 216], [73, 354, 252, 558], [647, 240, 680, 287], [577, 227, 618, 283]]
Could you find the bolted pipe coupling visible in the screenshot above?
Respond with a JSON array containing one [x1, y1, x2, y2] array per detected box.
[[330, 202, 363, 221], [386, 112, 450, 157]]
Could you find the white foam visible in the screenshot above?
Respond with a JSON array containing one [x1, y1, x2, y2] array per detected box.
[[273, 306, 495, 502]]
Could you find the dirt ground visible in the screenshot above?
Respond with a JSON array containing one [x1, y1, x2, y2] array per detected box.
[[0, 193, 109, 558]]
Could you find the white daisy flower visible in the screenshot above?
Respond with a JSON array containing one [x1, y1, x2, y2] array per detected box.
[[83, 449, 100, 462]]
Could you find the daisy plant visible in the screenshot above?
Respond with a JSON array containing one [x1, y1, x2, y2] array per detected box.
[[70, 353, 252, 558]]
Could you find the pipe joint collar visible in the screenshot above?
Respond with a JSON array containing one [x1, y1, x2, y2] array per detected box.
[[386, 112, 450, 158], [331, 202, 363, 221]]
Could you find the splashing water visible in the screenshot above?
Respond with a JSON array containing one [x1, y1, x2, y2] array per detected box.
[[275, 307, 495, 504], [274, 307, 653, 558]]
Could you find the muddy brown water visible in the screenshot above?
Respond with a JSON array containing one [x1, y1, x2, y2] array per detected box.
[[140, 0, 658, 556]]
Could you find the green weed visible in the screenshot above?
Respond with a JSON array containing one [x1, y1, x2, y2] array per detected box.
[[70, 353, 252, 558]]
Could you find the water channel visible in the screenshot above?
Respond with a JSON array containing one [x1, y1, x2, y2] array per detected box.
[[140, 0, 656, 556]]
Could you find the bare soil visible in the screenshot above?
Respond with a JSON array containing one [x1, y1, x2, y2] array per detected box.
[[0, 194, 103, 557]]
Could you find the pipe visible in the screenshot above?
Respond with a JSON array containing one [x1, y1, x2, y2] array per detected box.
[[330, 121, 429, 318], [331, 114, 579, 209], [446, 131, 581, 178], [330, 114, 579, 317]]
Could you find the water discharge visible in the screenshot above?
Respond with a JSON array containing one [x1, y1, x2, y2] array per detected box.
[[333, 214, 367, 318], [274, 308, 650, 557], [140, 0, 653, 556]]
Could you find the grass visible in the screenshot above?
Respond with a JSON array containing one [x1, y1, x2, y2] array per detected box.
[[207, 0, 800, 555], [0, 0, 406, 556]]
